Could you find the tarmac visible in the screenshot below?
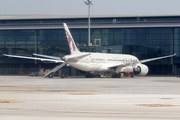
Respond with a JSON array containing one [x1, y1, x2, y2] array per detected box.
[[0, 75, 180, 120]]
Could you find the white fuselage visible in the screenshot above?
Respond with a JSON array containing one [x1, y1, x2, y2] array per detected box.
[[64, 53, 139, 72]]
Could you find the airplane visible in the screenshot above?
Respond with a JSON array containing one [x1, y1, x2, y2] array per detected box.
[[4, 23, 176, 78]]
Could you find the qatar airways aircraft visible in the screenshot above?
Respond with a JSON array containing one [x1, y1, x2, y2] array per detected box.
[[4, 23, 175, 78]]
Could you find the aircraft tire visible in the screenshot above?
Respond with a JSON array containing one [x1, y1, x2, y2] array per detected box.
[[112, 74, 117, 78], [112, 73, 121, 78], [130, 72, 135, 78], [48, 76, 53, 78], [117, 73, 120, 78]]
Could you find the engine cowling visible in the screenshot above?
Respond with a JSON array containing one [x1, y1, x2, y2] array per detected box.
[[133, 64, 149, 76]]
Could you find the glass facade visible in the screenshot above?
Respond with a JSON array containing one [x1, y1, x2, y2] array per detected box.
[[90, 28, 172, 62], [139, 17, 180, 22], [0, 27, 175, 63], [1, 15, 180, 74], [0, 30, 70, 63]]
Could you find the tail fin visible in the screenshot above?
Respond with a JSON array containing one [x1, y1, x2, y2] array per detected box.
[[63, 23, 80, 54]]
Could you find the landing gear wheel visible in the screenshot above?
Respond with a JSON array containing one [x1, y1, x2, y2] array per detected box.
[[112, 74, 116, 78], [130, 72, 135, 78], [49, 76, 53, 78], [112, 73, 121, 78]]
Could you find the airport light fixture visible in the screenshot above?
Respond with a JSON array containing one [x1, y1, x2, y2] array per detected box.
[[84, 0, 92, 46]]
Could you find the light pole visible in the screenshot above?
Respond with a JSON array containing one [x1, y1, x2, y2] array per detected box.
[[84, 0, 92, 46]]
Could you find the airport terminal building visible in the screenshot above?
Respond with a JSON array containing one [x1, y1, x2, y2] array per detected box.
[[0, 15, 180, 75]]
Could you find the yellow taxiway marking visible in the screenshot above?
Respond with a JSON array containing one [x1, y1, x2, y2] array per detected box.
[[25, 84, 49, 86], [67, 93, 99, 95], [0, 90, 99, 92], [0, 100, 23, 103], [137, 104, 180, 107]]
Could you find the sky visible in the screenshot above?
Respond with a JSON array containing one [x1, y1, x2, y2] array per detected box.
[[0, 0, 180, 16]]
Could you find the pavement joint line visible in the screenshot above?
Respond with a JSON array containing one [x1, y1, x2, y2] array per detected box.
[[0, 90, 100, 92], [102, 86, 121, 88], [67, 93, 99, 95], [0, 84, 49, 87], [0, 85, 24, 87], [0, 109, 179, 116]]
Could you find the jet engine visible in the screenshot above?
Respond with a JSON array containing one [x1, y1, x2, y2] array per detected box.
[[133, 64, 149, 76]]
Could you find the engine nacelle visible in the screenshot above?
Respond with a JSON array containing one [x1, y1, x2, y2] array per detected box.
[[133, 64, 149, 76]]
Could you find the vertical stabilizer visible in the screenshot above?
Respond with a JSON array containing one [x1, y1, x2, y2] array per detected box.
[[63, 23, 80, 54]]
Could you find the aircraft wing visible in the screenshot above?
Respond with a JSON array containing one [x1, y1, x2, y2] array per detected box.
[[3, 54, 64, 63], [106, 63, 132, 70], [33, 53, 62, 60], [69, 53, 91, 61], [138, 53, 176, 63], [63, 53, 91, 61], [108, 53, 176, 69]]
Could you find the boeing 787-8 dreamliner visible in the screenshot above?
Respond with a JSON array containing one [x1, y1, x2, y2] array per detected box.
[[4, 23, 176, 78]]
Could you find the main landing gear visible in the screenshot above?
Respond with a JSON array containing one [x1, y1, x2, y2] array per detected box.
[[112, 73, 121, 78], [84, 72, 135, 78], [112, 72, 135, 78], [85, 73, 101, 78], [130, 72, 135, 78]]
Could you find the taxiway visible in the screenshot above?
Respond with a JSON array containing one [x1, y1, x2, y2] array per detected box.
[[0, 76, 180, 120]]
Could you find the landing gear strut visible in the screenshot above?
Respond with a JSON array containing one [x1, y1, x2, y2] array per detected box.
[[130, 72, 135, 78], [85, 73, 101, 78]]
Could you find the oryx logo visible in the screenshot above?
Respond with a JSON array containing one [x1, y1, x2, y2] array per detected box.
[[65, 30, 76, 51]]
